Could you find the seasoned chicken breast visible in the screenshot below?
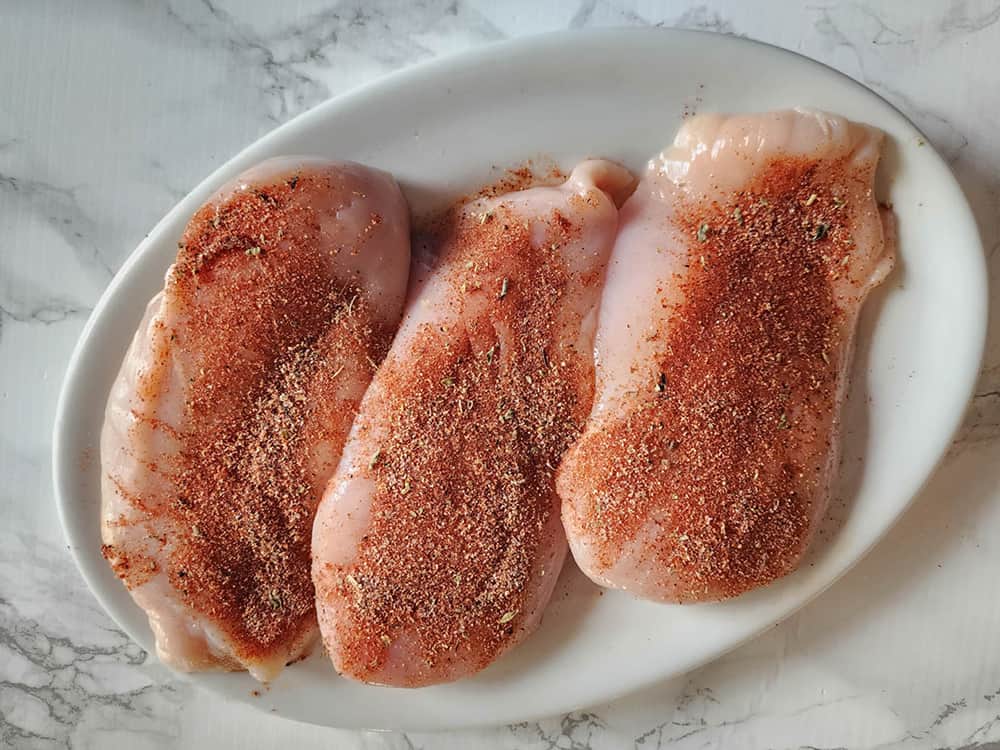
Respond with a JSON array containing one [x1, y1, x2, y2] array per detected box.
[[312, 161, 635, 686], [100, 158, 410, 680], [558, 110, 895, 602]]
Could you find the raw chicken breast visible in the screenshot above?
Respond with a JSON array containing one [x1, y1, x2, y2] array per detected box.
[[101, 158, 410, 680], [312, 161, 635, 686], [558, 110, 895, 603]]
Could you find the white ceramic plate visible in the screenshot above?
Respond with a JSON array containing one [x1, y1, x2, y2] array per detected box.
[[53, 28, 987, 730]]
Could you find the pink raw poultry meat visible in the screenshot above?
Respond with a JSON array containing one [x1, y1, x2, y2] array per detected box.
[[558, 110, 895, 603], [312, 161, 635, 686], [101, 158, 410, 680]]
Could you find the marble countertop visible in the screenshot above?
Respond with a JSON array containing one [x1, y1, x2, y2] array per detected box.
[[2, 1, 998, 748]]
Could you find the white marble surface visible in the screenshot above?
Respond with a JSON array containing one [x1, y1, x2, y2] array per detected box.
[[1, 1, 998, 747]]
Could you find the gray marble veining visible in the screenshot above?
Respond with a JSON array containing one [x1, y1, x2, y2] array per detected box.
[[2, 1, 999, 748]]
